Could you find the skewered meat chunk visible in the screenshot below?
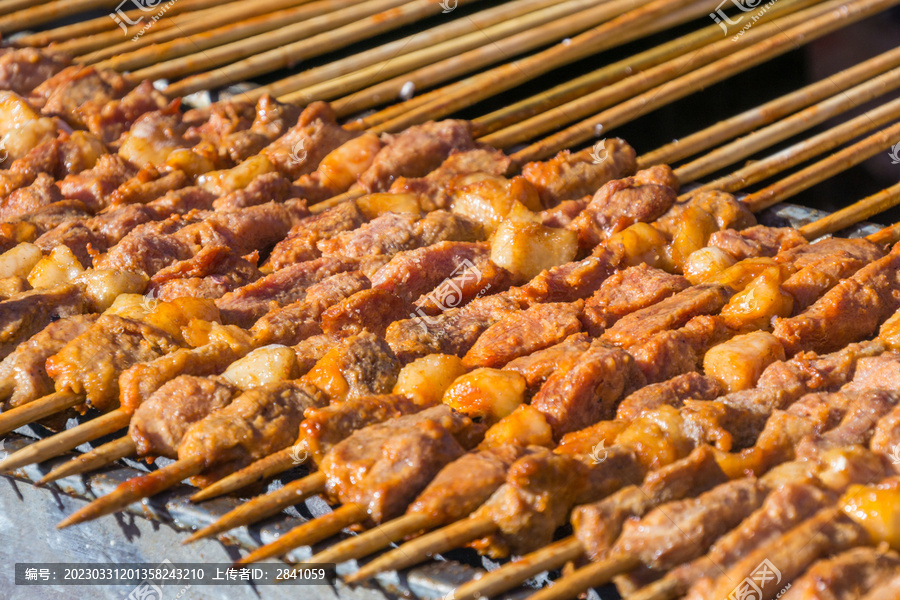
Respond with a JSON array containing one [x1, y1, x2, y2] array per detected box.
[[0, 314, 97, 408], [773, 249, 900, 355], [860, 572, 900, 599], [583, 265, 691, 335], [79, 80, 170, 145], [531, 338, 644, 439], [320, 288, 412, 338], [510, 254, 616, 306], [0, 92, 59, 166], [301, 332, 400, 402], [107, 169, 189, 208], [129, 375, 240, 458], [615, 372, 721, 421], [251, 271, 371, 346], [520, 138, 638, 207], [462, 300, 584, 368], [0, 283, 86, 360], [294, 133, 384, 203], [0, 172, 63, 222], [32, 65, 129, 128], [0, 130, 105, 201], [149, 246, 262, 301], [0, 48, 70, 95], [321, 405, 484, 523], [211, 172, 299, 211], [781, 547, 900, 600], [414, 258, 512, 316], [45, 314, 181, 412], [844, 351, 900, 390], [265, 200, 367, 270], [58, 155, 135, 213], [502, 333, 591, 393], [569, 165, 678, 249], [707, 225, 807, 261], [357, 120, 478, 193], [656, 190, 757, 239], [703, 331, 786, 392]]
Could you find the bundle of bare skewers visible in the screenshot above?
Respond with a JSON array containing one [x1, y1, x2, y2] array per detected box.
[[2, 0, 900, 598]]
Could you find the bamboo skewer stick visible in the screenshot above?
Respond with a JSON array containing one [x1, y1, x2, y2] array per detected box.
[[189, 447, 297, 502], [638, 45, 900, 169], [280, 0, 602, 106], [0, 0, 45, 18], [16, 0, 231, 47], [0, 409, 129, 473], [800, 181, 900, 241], [743, 122, 900, 214], [57, 455, 205, 529], [673, 66, 900, 186], [38, 437, 136, 485], [81, 0, 316, 64], [509, 0, 900, 166], [256, 0, 563, 102], [0, 0, 114, 33], [681, 96, 900, 198], [478, 0, 818, 149], [309, 513, 431, 565], [364, 0, 723, 132], [94, 0, 360, 73], [331, 0, 659, 118], [234, 503, 364, 565], [182, 472, 327, 544], [157, 0, 481, 97], [526, 555, 641, 600], [0, 391, 83, 437]]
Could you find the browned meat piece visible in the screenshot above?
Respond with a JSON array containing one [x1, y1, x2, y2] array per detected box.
[[117, 107, 192, 169], [185, 97, 257, 148], [0, 48, 70, 95], [572, 446, 728, 560], [389, 147, 511, 210], [584, 265, 691, 336], [32, 65, 130, 127], [215, 255, 361, 327], [149, 246, 262, 301], [470, 446, 643, 557], [677, 482, 834, 600], [540, 197, 589, 228], [263, 101, 357, 179], [386, 293, 522, 362], [871, 403, 900, 461], [700, 509, 868, 600], [0, 314, 97, 409], [602, 283, 734, 349], [616, 372, 721, 421], [463, 301, 584, 368], [503, 333, 590, 393], [773, 250, 900, 355], [212, 172, 299, 210], [118, 339, 248, 415], [0, 276, 28, 299], [179, 380, 330, 485], [655, 190, 756, 240], [844, 352, 900, 390], [796, 389, 900, 460], [509, 255, 617, 306], [321, 405, 482, 523], [264, 200, 367, 270], [780, 238, 885, 313], [107, 169, 189, 208], [413, 258, 512, 316], [531, 338, 644, 439], [357, 120, 477, 192], [630, 314, 733, 383], [370, 241, 492, 303], [318, 211, 482, 259], [78, 80, 170, 144], [58, 154, 135, 212], [216, 95, 302, 164], [707, 225, 808, 261], [45, 315, 181, 412], [408, 444, 531, 524], [780, 547, 900, 600], [0, 284, 86, 360], [321, 288, 412, 338], [520, 138, 638, 207], [0, 172, 62, 221], [129, 375, 239, 458], [250, 271, 368, 346], [569, 166, 678, 249], [303, 332, 400, 401], [293, 333, 338, 374], [300, 394, 421, 463], [3, 200, 90, 241], [92, 213, 201, 276], [860, 573, 900, 600]]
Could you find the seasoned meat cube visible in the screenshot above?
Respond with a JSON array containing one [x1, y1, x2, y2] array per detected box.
[[321, 288, 412, 338], [531, 338, 644, 438], [521, 138, 637, 207], [386, 294, 521, 362], [796, 389, 900, 459], [358, 120, 477, 192], [503, 332, 590, 393], [0, 48, 70, 95], [773, 250, 900, 355], [93, 214, 200, 276], [149, 246, 262, 301], [215, 255, 361, 327], [79, 80, 169, 145], [781, 547, 900, 600], [265, 200, 367, 270], [263, 101, 358, 179], [389, 147, 511, 210], [707, 225, 807, 260], [602, 283, 734, 349], [321, 405, 481, 523], [251, 271, 370, 346], [118, 108, 191, 168], [616, 372, 720, 421], [0, 314, 97, 409], [630, 315, 733, 383], [107, 169, 189, 208], [212, 172, 299, 210], [655, 190, 756, 240], [294, 133, 384, 203], [509, 255, 616, 306], [703, 331, 786, 393], [58, 154, 135, 212], [463, 301, 584, 368], [34, 66, 129, 127], [844, 352, 900, 390], [300, 393, 421, 463], [129, 376, 239, 458], [0, 172, 63, 222], [46, 315, 181, 412], [570, 166, 677, 249], [584, 265, 690, 335], [0, 283, 86, 360], [302, 332, 400, 401], [539, 197, 589, 228]]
